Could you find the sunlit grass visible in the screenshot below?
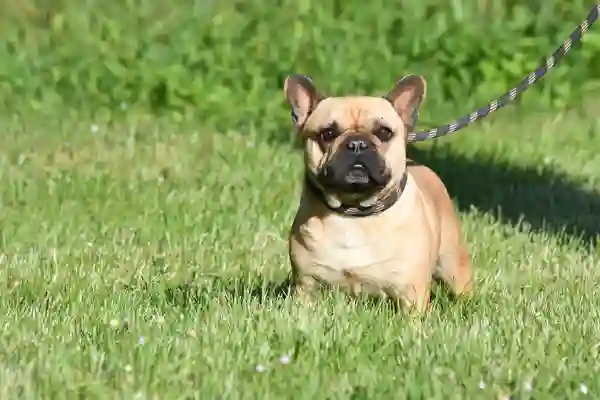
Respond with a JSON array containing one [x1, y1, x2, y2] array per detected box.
[[0, 107, 599, 398]]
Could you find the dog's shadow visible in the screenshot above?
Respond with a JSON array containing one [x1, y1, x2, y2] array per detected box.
[[158, 275, 473, 316], [159, 277, 294, 309], [406, 145, 600, 245]]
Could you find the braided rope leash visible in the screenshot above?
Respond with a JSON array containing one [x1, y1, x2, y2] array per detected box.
[[408, 4, 600, 143]]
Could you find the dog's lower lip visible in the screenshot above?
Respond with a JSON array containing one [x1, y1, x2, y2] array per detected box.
[[346, 170, 369, 185]]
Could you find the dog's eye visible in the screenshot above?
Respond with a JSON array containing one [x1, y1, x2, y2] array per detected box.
[[375, 126, 393, 141], [319, 124, 339, 142]]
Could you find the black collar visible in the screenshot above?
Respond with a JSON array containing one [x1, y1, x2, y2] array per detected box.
[[304, 171, 409, 217]]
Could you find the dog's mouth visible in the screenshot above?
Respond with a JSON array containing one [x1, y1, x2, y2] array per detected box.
[[319, 161, 389, 196], [345, 164, 370, 185]]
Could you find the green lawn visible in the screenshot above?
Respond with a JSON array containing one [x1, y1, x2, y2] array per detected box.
[[0, 105, 599, 399]]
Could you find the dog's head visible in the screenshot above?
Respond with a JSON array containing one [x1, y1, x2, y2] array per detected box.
[[284, 74, 426, 208]]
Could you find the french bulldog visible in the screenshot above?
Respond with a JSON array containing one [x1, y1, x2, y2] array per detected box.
[[284, 74, 473, 311]]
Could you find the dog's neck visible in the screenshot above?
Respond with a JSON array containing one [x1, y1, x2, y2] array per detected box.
[[304, 171, 408, 217]]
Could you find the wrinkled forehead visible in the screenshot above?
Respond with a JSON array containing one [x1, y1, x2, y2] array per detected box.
[[305, 96, 403, 130]]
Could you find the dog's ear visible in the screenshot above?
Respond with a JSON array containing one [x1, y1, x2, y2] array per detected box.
[[284, 75, 324, 129], [384, 75, 427, 131]]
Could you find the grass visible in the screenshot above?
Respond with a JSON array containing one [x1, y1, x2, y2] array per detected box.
[[0, 103, 599, 399]]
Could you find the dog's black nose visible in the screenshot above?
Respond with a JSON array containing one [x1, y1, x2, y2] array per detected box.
[[346, 138, 369, 153]]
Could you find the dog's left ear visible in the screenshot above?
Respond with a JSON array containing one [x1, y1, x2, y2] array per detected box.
[[284, 75, 324, 129], [384, 75, 427, 131]]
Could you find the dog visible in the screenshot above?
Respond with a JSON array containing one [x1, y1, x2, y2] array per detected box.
[[284, 74, 473, 312]]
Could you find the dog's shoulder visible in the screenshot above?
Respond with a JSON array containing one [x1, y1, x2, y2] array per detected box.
[[408, 157, 448, 194]]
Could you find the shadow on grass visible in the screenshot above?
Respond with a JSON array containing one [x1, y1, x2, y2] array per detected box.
[[152, 274, 482, 317], [406, 145, 600, 245], [160, 277, 293, 309]]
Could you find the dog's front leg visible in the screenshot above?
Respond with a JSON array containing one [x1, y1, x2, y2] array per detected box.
[[403, 282, 431, 313], [386, 277, 432, 314], [292, 274, 319, 302]]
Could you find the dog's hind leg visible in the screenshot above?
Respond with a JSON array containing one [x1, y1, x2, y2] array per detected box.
[[436, 213, 473, 297], [437, 244, 473, 297]]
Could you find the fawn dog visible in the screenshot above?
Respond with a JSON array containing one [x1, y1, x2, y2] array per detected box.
[[284, 74, 473, 311]]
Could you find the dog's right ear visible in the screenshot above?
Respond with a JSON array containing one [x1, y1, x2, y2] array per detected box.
[[284, 75, 324, 129]]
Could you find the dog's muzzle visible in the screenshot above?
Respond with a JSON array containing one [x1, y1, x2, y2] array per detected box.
[[320, 135, 388, 193]]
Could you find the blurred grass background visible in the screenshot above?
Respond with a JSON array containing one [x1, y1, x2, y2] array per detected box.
[[1, 0, 600, 133]]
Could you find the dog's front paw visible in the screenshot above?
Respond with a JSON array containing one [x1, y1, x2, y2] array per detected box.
[[293, 276, 318, 305]]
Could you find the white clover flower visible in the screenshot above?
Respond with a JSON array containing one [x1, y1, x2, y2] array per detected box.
[[279, 354, 291, 364]]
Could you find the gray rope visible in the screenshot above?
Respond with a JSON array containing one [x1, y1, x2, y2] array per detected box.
[[408, 4, 600, 143]]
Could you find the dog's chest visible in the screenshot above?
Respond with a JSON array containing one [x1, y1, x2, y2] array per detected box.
[[299, 215, 399, 287]]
